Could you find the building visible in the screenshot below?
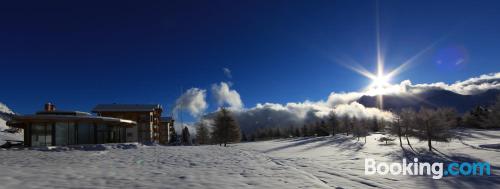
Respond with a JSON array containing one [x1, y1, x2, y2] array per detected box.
[[7, 103, 136, 147], [92, 104, 163, 143], [159, 117, 175, 144]]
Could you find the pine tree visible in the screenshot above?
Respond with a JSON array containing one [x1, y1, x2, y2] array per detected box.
[[196, 122, 210, 145], [211, 107, 241, 147], [181, 126, 191, 145], [169, 127, 178, 144]]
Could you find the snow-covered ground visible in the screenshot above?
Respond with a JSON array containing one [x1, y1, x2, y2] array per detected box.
[[0, 116, 22, 145], [237, 130, 500, 188], [0, 129, 499, 189], [0, 103, 22, 145]]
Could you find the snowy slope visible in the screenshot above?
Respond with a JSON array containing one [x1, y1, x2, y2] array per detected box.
[[0, 102, 22, 144], [0, 144, 330, 189], [0, 130, 499, 188], [0, 102, 13, 115], [236, 130, 500, 188]]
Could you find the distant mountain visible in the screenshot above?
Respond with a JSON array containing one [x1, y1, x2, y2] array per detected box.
[[357, 89, 500, 113]]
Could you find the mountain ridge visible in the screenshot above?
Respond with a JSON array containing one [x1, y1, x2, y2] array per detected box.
[[357, 89, 500, 113]]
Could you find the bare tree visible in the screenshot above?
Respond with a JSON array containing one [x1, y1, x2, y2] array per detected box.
[[414, 107, 457, 152], [352, 117, 369, 143], [389, 114, 403, 148], [350, 116, 357, 137], [483, 95, 500, 128], [328, 112, 339, 136], [463, 106, 489, 128], [400, 108, 416, 148], [342, 115, 351, 136], [316, 120, 330, 136]]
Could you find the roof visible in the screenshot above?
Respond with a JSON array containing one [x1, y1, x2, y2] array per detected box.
[[36, 111, 91, 116], [7, 114, 136, 128], [92, 104, 162, 113]]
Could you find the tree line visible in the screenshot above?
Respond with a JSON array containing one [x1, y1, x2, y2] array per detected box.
[[188, 95, 500, 152]]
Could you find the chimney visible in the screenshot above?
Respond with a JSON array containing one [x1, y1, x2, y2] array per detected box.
[[44, 103, 56, 112]]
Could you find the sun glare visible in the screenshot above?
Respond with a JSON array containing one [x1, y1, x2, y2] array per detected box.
[[371, 74, 390, 89], [367, 73, 392, 97]]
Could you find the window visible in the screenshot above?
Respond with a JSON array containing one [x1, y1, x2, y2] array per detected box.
[[96, 124, 108, 144], [45, 124, 52, 145], [68, 122, 76, 145], [55, 122, 68, 146], [77, 122, 94, 144], [31, 123, 52, 146], [54, 121, 76, 146]]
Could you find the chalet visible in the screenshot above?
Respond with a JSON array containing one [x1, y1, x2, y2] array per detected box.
[[92, 104, 164, 144], [7, 103, 136, 147]]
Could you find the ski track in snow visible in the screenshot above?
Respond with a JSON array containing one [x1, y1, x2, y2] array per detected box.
[[0, 129, 500, 189]]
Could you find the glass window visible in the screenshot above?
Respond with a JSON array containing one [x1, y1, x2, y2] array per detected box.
[[97, 124, 108, 144], [77, 122, 94, 144], [45, 124, 52, 146], [31, 123, 45, 147], [68, 122, 76, 145], [55, 122, 68, 146], [31, 123, 52, 146]]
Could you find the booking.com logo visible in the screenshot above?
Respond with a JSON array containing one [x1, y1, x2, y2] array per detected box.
[[365, 158, 491, 179]]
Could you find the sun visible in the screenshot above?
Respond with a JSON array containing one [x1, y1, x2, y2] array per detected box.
[[366, 73, 392, 96], [371, 74, 390, 89], [330, 2, 441, 109]]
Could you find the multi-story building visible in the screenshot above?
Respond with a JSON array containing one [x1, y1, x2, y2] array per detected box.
[[159, 117, 175, 144], [92, 104, 162, 143]]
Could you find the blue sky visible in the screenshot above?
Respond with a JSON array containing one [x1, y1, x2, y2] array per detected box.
[[0, 0, 499, 118]]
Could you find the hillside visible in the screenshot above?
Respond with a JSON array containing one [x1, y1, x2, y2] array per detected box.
[[357, 89, 500, 113], [0, 103, 22, 144]]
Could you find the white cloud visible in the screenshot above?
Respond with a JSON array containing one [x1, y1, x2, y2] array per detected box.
[[223, 68, 232, 78], [197, 72, 499, 133], [365, 72, 500, 95], [326, 92, 364, 106], [333, 102, 393, 120], [211, 82, 243, 110], [209, 98, 393, 132], [432, 72, 500, 95], [174, 88, 208, 117]]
